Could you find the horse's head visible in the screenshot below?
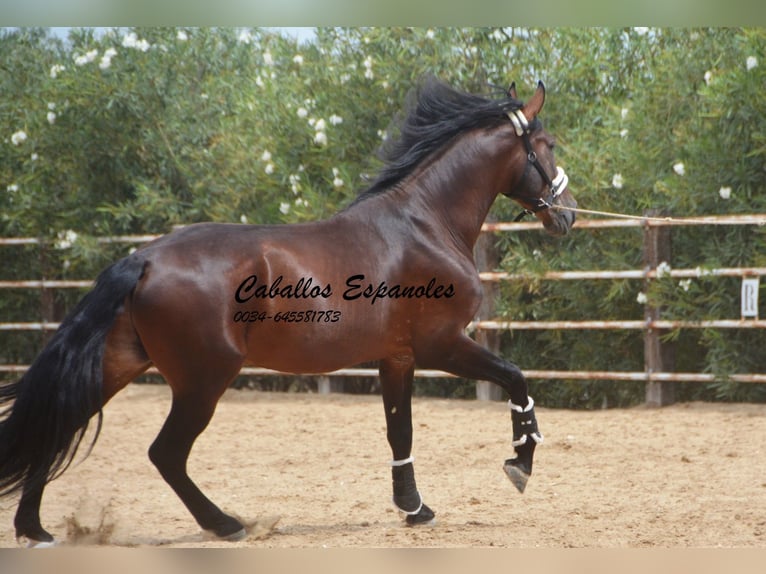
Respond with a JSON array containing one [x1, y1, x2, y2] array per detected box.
[[503, 82, 577, 236]]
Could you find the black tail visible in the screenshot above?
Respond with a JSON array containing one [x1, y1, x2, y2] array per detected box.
[[0, 253, 147, 497]]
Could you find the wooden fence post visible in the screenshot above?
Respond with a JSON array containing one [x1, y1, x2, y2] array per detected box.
[[317, 375, 344, 394], [643, 210, 676, 407], [474, 224, 504, 401]]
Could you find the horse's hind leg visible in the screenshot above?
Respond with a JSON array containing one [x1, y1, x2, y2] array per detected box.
[[379, 355, 435, 526], [13, 305, 150, 546], [13, 481, 53, 546], [148, 384, 245, 540]]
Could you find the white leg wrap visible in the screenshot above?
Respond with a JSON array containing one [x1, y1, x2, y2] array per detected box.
[[392, 492, 423, 516], [509, 397, 544, 446], [508, 396, 534, 413], [390, 455, 415, 467]]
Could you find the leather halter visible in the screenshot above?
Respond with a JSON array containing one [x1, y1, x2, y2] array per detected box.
[[507, 108, 569, 222]]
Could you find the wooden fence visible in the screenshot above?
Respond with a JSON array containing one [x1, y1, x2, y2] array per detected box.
[[1, 213, 765, 405]]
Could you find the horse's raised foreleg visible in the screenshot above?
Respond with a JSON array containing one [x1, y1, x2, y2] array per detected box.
[[379, 355, 435, 525], [148, 391, 245, 540], [422, 334, 542, 493]]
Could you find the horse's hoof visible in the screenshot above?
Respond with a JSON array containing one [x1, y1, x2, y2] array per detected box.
[[219, 527, 247, 541], [206, 515, 247, 541], [404, 503, 436, 526], [29, 540, 58, 548], [503, 459, 530, 493], [19, 537, 58, 549]]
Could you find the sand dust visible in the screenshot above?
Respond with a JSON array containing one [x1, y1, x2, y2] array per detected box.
[[1, 384, 765, 548]]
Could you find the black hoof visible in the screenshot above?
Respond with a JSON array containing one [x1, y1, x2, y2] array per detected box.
[[206, 515, 246, 540], [503, 458, 531, 493], [16, 525, 55, 547], [405, 503, 435, 526]]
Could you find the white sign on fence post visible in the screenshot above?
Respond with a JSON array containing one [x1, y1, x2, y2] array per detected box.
[[741, 277, 760, 319]]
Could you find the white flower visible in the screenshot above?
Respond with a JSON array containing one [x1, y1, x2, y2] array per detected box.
[[636, 291, 647, 304], [255, 76, 265, 88], [333, 177, 344, 188], [295, 198, 308, 207], [656, 261, 672, 278], [48, 102, 56, 111], [264, 163, 275, 175], [47, 111, 56, 125], [7, 184, 19, 192], [679, 279, 692, 292], [620, 129, 629, 138], [55, 229, 78, 250], [11, 130, 27, 145], [329, 114, 343, 126], [263, 51, 274, 66], [314, 118, 326, 132], [673, 162, 685, 176], [238, 30, 252, 44], [746, 56, 758, 71], [340, 73, 350, 84], [426, 29, 435, 39], [289, 174, 301, 194], [314, 131, 328, 146], [296, 107, 308, 119], [122, 32, 150, 52], [704, 70, 713, 85], [31, 153, 38, 161], [177, 30, 188, 41], [261, 150, 272, 162], [50, 64, 66, 79], [279, 202, 290, 215], [293, 54, 304, 66], [74, 49, 98, 66], [719, 186, 732, 200], [612, 173, 624, 189], [122, 32, 137, 47], [621, 107, 629, 120], [634, 27, 649, 35], [364, 69, 374, 80], [240, 214, 248, 224], [363, 56, 373, 70], [99, 47, 117, 70]]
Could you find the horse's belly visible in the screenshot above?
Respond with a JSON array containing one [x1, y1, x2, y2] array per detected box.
[[241, 320, 386, 374]]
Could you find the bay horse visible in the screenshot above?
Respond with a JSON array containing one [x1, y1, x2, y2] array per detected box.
[[0, 78, 576, 545]]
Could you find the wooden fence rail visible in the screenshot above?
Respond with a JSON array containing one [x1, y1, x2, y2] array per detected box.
[[1, 213, 765, 404]]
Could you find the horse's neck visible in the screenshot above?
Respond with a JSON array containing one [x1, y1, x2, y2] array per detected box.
[[405, 132, 512, 250]]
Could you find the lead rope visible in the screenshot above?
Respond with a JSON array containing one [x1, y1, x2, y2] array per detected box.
[[551, 204, 766, 226]]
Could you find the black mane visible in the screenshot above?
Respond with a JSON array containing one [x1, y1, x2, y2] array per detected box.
[[352, 78, 529, 205]]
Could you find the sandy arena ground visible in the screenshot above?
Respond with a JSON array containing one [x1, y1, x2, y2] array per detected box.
[[1, 384, 765, 548]]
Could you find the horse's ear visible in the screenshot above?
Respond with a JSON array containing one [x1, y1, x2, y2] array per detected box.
[[507, 82, 517, 99], [521, 81, 546, 120]]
